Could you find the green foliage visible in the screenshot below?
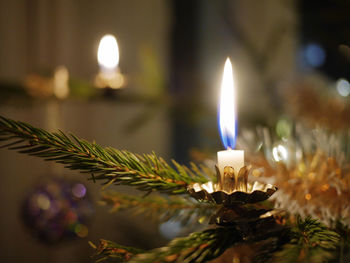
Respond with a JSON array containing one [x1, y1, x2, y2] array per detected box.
[[90, 239, 145, 263], [273, 217, 340, 263], [0, 115, 209, 195], [92, 221, 284, 263], [90, 227, 243, 263], [100, 191, 215, 224], [129, 227, 241, 263]]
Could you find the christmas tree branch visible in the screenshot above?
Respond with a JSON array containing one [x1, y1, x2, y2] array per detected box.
[[91, 215, 289, 263], [99, 191, 216, 224], [93, 227, 243, 263], [130, 220, 286, 263], [0, 115, 209, 194], [90, 239, 145, 263], [273, 217, 340, 263]]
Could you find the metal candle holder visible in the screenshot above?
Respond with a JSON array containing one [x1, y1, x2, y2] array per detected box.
[[188, 166, 277, 207]]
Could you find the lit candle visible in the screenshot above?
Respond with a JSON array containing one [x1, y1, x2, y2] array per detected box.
[[95, 34, 124, 89], [217, 58, 244, 181], [53, 66, 69, 99]]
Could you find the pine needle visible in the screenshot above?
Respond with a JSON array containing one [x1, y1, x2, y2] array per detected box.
[[128, 227, 242, 263], [273, 217, 340, 263], [92, 227, 242, 263], [0, 115, 209, 195], [92, 239, 145, 262]]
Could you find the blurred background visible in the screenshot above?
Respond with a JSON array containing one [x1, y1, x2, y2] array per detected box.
[[0, 0, 349, 262]]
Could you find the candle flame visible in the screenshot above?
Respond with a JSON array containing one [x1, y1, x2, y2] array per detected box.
[[219, 58, 237, 149], [97, 34, 119, 70], [53, 66, 69, 99]]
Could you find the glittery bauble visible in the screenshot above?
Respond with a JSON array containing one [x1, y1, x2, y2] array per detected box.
[[21, 178, 94, 244]]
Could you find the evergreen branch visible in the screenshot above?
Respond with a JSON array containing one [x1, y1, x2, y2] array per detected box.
[[273, 217, 340, 263], [0, 115, 209, 194], [129, 227, 242, 263], [90, 239, 145, 263], [91, 213, 287, 263], [89, 228, 240, 263], [99, 191, 215, 224]]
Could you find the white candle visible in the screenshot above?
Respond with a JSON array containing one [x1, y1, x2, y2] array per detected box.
[[217, 58, 244, 180], [95, 34, 124, 89], [217, 149, 244, 177]]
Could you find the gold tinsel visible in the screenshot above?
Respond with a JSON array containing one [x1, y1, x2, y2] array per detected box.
[[239, 126, 350, 227], [260, 152, 350, 226]]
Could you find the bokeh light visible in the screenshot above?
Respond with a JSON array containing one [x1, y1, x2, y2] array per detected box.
[[276, 119, 292, 139], [336, 78, 350, 97], [303, 43, 326, 68], [36, 194, 51, 210], [159, 220, 182, 239], [72, 183, 87, 198], [272, 144, 288, 162], [21, 179, 93, 244]]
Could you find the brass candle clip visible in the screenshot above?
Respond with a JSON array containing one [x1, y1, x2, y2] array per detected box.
[[217, 166, 248, 193], [188, 165, 277, 207]]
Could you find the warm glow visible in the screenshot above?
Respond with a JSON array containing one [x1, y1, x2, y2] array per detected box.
[[219, 58, 237, 149], [53, 66, 69, 99], [97, 34, 119, 70]]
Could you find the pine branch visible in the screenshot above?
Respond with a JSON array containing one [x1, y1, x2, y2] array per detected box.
[[0, 115, 209, 194], [89, 228, 241, 263], [99, 191, 216, 224], [90, 209, 287, 263], [273, 217, 340, 263], [90, 239, 145, 263], [131, 227, 242, 263]]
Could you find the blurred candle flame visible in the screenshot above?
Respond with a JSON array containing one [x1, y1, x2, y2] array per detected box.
[[53, 66, 69, 99], [97, 34, 119, 71], [219, 58, 237, 149]]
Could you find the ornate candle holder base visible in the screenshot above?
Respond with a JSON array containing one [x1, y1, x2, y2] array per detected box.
[[188, 165, 280, 231], [188, 165, 286, 250], [188, 166, 277, 206], [209, 205, 283, 226], [208, 205, 287, 250]]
